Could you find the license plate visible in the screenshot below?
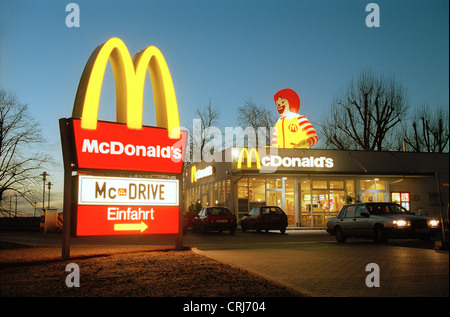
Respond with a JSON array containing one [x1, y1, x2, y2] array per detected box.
[[216, 220, 227, 223], [416, 228, 430, 233]]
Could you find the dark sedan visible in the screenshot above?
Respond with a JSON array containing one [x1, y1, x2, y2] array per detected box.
[[240, 206, 288, 234], [192, 207, 237, 234]]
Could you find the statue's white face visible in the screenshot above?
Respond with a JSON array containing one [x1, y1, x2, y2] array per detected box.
[[275, 97, 290, 115]]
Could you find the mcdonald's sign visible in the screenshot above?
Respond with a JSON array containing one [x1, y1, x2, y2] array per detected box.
[[62, 37, 187, 174], [59, 38, 186, 242], [236, 148, 261, 170], [191, 165, 214, 183], [233, 147, 334, 171], [191, 166, 198, 183]]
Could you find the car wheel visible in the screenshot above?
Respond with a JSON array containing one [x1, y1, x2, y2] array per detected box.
[[374, 225, 388, 244], [335, 227, 346, 243], [201, 223, 208, 234], [230, 228, 236, 235], [241, 225, 247, 232]]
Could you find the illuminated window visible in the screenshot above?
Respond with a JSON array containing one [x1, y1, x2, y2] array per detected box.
[[391, 191, 410, 211], [249, 178, 265, 202], [330, 180, 344, 189], [361, 180, 375, 190], [376, 180, 386, 190], [238, 178, 248, 199], [267, 178, 283, 189], [313, 180, 327, 189]]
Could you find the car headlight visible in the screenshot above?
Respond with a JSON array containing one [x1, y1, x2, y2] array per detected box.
[[393, 219, 411, 227], [427, 219, 440, 228]]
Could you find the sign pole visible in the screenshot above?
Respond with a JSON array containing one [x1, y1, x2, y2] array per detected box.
[[59, 119, 72, 260], [175, 173, 183, 250], [61, 169, 72, 260]]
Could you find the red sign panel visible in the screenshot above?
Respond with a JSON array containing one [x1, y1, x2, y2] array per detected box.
[[71, 118, 187, 173], [76, 205, 179, 236]]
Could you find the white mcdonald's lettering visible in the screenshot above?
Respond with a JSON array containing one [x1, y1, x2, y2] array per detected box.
[[196, 166, 213, 179], [190, 165, 214, 183], [81, 139, 182, 159], [235, 148, 334, 170], [261, 156, 334, 168]]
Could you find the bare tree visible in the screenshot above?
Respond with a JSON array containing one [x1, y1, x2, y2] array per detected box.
[[402, 105, 449, 153], [237, 99, 277, 148], [191, 99, 221, 161], [321, 71, 408, 151], [0, 89, 50, 215]]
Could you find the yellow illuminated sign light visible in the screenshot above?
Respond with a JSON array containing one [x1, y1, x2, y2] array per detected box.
[[237, 148, 261, 170], [72, 37, 180, 139], [191, 166, 198, 183], [191, 165, 214, 183]]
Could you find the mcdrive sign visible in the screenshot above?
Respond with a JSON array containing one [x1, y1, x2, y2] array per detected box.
[[60, 37, 186, 237], [76, 176, 179, 236]]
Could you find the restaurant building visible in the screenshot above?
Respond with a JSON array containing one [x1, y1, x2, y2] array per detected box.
[[183, 147, 448, 227]]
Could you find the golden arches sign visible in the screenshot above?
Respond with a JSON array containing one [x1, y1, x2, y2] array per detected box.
[[72, 37, 180, 139], [191, 166, 198, 183], [236, 148, 261, 170]]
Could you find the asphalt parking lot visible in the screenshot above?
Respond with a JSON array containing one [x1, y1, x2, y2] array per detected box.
[[1, 229, 448, 297], [189, 229, 449, 297]]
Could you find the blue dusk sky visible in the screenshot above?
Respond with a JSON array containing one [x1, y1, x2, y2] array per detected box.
[[0, 0, 448, 213]]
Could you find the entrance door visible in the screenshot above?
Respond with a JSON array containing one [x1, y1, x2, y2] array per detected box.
[[267, 189, 284, 209], [299, 179, 312, 227]]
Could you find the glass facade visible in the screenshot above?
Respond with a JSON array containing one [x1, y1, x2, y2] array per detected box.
[[186, 174, 395, 227], [184, 149, 447, 227], [301, 179, 351, 226], [361, 179, 386, 203]]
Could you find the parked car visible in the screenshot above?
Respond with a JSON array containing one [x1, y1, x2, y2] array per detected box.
[[183, 211, 199, 230], [191, 207, 237, 234], [326, 202, 441, 243], [240, 206, 288, 234]]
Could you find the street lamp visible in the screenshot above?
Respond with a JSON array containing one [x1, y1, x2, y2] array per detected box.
[[47, 182, 52, 209], [9, 193, 12, 217], [39, 171, 49, 210]]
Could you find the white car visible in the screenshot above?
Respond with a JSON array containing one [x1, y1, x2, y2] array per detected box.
[[326, 202, 440, 243]]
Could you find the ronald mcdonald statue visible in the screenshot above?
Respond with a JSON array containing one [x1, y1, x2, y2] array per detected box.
[[271, 88, 318, 148]]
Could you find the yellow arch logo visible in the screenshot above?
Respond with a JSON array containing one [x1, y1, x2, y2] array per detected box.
[[237, 148, 261, 169], [72, 37, 180, 139], [191, 166, 198, 183]]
